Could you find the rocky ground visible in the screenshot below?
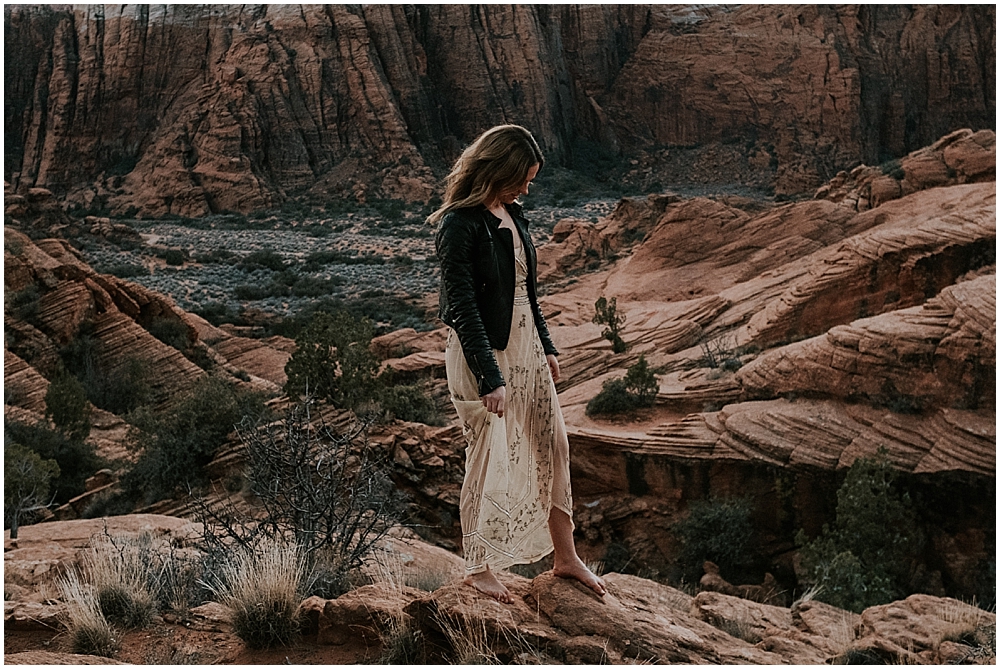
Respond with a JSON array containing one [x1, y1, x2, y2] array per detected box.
[[4, 516, 996, 665], [4, 129, 995, 664], [75, 200, 618, 320]]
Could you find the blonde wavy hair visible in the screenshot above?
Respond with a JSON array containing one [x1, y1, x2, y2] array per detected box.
[[426, 124, 544, 225]]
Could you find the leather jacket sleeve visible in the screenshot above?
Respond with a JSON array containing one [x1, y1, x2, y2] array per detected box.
[[436, 212, 505, 396]]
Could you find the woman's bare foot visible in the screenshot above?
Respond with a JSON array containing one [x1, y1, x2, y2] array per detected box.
[[553, 557, 607, 596], [464, 566, 514, 604]]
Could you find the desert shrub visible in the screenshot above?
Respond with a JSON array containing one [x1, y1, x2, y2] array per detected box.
[[57, 570, 119, 657], [673, 497, 758, 583], [303, 249, 385, 269], [796, 450, 924, 613], [8, 284, 42, 321], [91, 357, 155, 415], [194, 247, 236, 264], [195, 402, 403, 599], [233, 273, 342, 301], [45, 372, 91, 442], [379, 379, 442, 425], [378, 619, 423, 664], [86, 534, 159, 629], [97, 263, 149, 278], [121, 376, 265, 503], [879, 158, 906, 181], [698, 333, 745, 371], [601, 541, 636, 574], [161, 249, 187, 266], [237, 249, 286, 272], [4, 442, 60, 539], [193, 301, 248, 327], [269, 294, 432, 338], [4, 419, 103, 505], [201, 540, 307, 649], [60, 324, 154, 415], [147, 316, 190, 351], [437, 613, 500, 665], [284, 310, 381, 409], [586, 355, 658, 416], [593, 296, 627, 353]]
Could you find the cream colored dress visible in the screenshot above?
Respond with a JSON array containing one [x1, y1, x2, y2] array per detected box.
[[445, 237, 573, 576]]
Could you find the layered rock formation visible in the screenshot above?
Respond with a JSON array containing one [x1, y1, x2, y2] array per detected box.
[[6, 5, 994, 214], [3, 187, 294, 469], [535, 131, 995, 596]]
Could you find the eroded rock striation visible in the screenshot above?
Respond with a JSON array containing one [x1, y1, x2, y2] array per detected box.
[[542, 131, 995, 597]]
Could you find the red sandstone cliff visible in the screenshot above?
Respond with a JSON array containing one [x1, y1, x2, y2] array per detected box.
[[5, 5, 994, 215]]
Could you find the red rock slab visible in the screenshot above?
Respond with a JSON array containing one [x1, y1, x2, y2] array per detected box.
[[89, 310, 204, 409], [4, 348, 50, 413], [854, 594, 996, 664], [739, 274, 995, 411], [744, 183, 995, 348], [570, 396, 994, 478]]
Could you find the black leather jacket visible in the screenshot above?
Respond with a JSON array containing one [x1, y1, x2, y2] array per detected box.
[[436, 202, 558, 396]]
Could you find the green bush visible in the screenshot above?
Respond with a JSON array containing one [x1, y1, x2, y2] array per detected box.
[[148, 317, 190, 351], [238, 250, 286, 272], [284, 311, 381, 409], [593, 296, 627, 353], [4, 420, 103, 505], [380, 381, 442, 425], [97, 263, 149, 278], [161, 249, 187, 266], [673, 497, 759, 582], [121, 377, 265, 503], [8, 285, 41, 321], [60, 324, 154, 415], [586, 355, 658, 416], [268, 295, 432, 339], [193, 302, 248, 327], [4, 442, 60, 539], [45, 372, 92, 442], [796, 450, 924, 612]]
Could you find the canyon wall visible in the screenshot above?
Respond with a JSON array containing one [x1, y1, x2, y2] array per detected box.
[[5, 4, 995, 216]]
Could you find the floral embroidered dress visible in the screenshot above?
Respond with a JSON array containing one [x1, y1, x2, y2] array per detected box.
[[445, 234, 573, 576]]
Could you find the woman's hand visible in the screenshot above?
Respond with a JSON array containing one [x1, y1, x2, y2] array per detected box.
[[482, 385, 506, 417], [546, 354, 561, 382]]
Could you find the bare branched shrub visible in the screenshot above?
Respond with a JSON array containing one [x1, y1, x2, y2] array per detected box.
[[698, 333, 746, 371], [56, 570, 118, 657], [195, 399, 404, 598], [200, 539, 307, 649]]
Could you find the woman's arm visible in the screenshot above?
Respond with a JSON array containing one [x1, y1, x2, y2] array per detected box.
[[436, 213, 505, 396]]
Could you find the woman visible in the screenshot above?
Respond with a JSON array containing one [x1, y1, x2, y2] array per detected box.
[[429, 125, 606, 603]]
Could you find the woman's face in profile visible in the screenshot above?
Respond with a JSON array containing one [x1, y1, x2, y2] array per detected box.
[[495, 163, 540, 205]]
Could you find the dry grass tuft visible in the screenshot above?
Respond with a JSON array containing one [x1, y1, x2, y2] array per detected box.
[[370, 548, 451, 593], [86, 533, 159, 629], [377, 616, 422, 664], [202, 539, 307, 649], [437, 613, 501, 664], [56, 570, 118, 658]]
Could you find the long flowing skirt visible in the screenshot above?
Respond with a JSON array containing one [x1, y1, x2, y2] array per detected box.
[[445, 299, 573, 575]]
